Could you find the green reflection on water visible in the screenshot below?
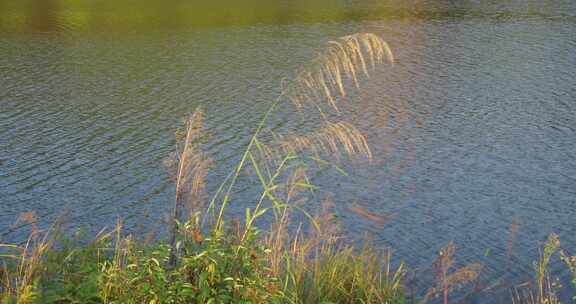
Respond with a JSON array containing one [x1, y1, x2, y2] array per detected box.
[[1, 0, 568, 33], [0, 0, 416, 33], [1, 0, 570, 35]]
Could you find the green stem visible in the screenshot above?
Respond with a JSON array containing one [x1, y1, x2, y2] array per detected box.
[[213, 95, 284, 232]]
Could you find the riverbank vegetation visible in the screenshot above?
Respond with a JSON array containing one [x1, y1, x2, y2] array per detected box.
[[1, 33, 574, 304]]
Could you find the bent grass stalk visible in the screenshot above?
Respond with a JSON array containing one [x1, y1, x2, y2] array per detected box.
[[168, 109, 209, 268], [201, 33, 394, 242]]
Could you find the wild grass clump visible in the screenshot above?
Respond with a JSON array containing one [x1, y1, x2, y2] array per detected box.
[[97, 222, 281, 304], [0, 32, 407, 304], [285, 242, 405, 303]]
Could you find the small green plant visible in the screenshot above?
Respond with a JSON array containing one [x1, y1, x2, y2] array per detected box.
[[535, 233, 561, 304], [180, 228, 282, 303], [0, 214, 56, 304], [512, 233, 562, 304]]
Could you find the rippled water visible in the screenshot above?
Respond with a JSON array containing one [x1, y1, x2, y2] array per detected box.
[[1, 0, 575, 301]]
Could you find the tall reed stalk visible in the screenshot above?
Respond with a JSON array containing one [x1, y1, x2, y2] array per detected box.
[[201, 33, 394, 240], [167, 109, 209, 268]]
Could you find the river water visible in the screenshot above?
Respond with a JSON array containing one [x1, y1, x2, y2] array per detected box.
[[1, 0, 575, 302]]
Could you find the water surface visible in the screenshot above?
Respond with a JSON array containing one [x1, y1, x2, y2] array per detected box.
[[1, 0, 576, 301]]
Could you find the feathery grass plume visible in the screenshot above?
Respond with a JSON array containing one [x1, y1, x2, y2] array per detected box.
[[251, 34, 394, 169], [420, 241, 482, 304], [251, 34, 395, 168], [272, 121, 372, 162], [271, 33, 391, 163], [166, 108, 210, 213], [208, 33, 393, 233], [285, 33, 394, 115], [250, 34, 393, 168], [166, 108, 210, 268]]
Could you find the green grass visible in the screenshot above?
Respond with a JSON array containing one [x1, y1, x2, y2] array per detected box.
[[0, 219, 406, 303]]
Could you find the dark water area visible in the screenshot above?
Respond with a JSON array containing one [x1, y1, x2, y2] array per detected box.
[[1, 0, 576, 302]]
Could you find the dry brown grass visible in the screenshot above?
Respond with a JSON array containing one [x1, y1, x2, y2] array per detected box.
[[165, 108, 211, 267], [262, 196, 405, 303], [347, 204, 391, 227], [420, 241, 482, 304], [165, 108, 210, 213]]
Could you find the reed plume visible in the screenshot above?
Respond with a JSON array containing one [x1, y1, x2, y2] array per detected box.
[[421, 241, 482, 304], [271, 121, 372, 161], [209, 32, 394, 232], [248, 33, 394, 172], [285, 33, 394, 114], [166, 108, 210, 268], [276, 34, 393, 161]]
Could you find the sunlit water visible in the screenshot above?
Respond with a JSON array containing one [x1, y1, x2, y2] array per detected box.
[[1, 0, 575, 302]]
